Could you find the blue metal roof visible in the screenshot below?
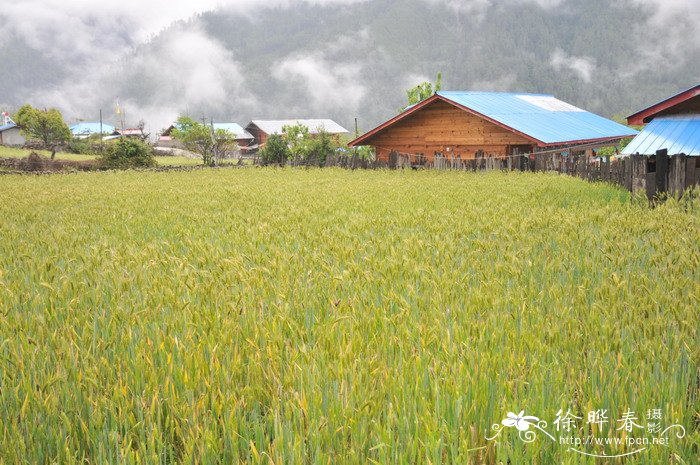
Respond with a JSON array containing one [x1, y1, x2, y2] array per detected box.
[[0, 123, 17, 132], [621, 116, 700, 156], [437, 91, 638, 145], [70, 122, 116, 135]]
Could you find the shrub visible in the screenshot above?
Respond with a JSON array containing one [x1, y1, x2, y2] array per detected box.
[[259, 134, 290, 166], [171, 117, 238, 167], [306, 129, 337, 166], [100, 138, 156, 169], [65, 137, 94, 155]]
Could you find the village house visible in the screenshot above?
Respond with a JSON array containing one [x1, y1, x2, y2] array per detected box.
[[348, 91, 637, 164], [158, 123, 254, 151], [0, 112, 25, 146], [70, 122, 116, 139], [245, 119, 349, 152], [623, 84, 700, 157], [111, 128, 148, 139]]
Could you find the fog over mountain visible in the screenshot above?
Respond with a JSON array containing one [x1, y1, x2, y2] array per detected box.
[[0, 0, 698, 134]]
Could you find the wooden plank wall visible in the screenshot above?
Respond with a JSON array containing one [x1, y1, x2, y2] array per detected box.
[[366, 100, 534, 162], [246, 125, 268, 148]]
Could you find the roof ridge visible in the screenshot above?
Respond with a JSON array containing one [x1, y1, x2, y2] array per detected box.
[[438, 90, 553, 97]]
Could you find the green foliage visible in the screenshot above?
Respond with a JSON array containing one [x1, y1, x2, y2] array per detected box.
[[306, 128, 337, 166], [595, 117, 642, 158], [597, 137, 635, 158], [279, 124, 340, 166], [100, 138, 156, 169], [13, 104, 71, 158], [65, 137, 96, 155], [403, 72, 442, 111], [0, 170, 697, 463], [282, 123, 312, 162], [354, 144, 376, 161], [259, 134, 290, 166], [339, 135, 376, 161], [171, 116, 238, 167]]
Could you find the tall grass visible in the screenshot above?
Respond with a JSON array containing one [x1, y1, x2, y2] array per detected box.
[[0, 145, 205, 167], [0, 169, 697, 464]]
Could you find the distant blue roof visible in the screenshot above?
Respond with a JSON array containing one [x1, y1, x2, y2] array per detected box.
[[622, 116, 700, 156], [0, 123, 18, 132], [437, 91, 638, 145], [70, 122, 116, 136]]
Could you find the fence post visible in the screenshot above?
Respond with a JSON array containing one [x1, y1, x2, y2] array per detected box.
[[389, 151, 397, 169], [655, 149, 669, 195], [668, 155, 686, 198], [624, 157, 632, 192], [685, 156, 697, 188]]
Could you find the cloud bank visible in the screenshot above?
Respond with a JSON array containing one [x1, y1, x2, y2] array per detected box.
[[549, 49, 597, 83], [0, 0, 371, 130], [0, 0, 697, 132]]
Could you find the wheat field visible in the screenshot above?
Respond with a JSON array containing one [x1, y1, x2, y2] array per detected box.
[[0, 168, 697, 464]]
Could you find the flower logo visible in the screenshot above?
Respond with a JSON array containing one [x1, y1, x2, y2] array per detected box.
[[502, 411, 540, 431]]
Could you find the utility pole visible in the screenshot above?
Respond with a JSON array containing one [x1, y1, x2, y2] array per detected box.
[[210, 118, 217, 166], [99, 109, 103, 152], [354, 117, 359, 156]]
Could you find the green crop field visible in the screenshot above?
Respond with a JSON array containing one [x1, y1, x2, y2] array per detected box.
[[0, 169, 697, 464], [0, 146, 207, 167]]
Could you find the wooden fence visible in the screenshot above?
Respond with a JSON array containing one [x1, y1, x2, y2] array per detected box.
[[529, 150, 699, 198], [323, 150, 699, 199]]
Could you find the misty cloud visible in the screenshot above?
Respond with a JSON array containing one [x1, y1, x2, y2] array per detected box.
[[549, 49, 596, 83], [274, 56, 366, 113], [1, 0, 697, 133], [424, 0, 564, 16], [0, 1, 223, 60], [471, 74, 518, 92], [622, 0, 700, 75], [272, 30, 372, 115], [0, 0, 374, 129], [28, 23, 257, 132]]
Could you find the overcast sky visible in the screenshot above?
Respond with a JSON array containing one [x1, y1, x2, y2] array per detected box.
[[0, 0, 697, 131]]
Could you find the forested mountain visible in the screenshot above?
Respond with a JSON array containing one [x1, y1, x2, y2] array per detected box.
[[1, 0, 698, 133]]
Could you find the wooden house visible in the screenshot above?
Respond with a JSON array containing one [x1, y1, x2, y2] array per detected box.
[[627, 84, 700, 126], [623, 84, 700, 157], [158, 123, 254, 150], [349, 91, 637, 164]]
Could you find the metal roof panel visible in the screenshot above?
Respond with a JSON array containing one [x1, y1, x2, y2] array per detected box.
[[622, 116, 700, 156], [250, 119, 349, 135], [211, 123, 254, 139], [70, 122, 116, 135], [437, 91, 637, 145]]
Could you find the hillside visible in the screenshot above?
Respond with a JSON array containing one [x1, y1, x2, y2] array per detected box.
[[0, 0, 698, 132]]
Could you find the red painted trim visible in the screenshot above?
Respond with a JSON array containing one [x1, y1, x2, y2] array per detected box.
[[538, 135, 633, 148], [627, 84, 700, 126]]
